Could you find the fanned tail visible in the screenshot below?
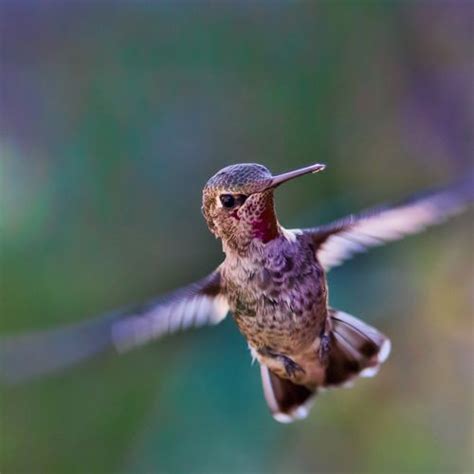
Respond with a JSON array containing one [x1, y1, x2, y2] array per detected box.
[[260, 364, 316, 423], [259, 308, 390, 423], [325, 308, 391, 387]]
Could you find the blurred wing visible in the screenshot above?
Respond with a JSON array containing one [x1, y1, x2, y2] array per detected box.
[[110, 271, 228, 352], [0, 270, 228, 383], [307, 183, 472, 271]]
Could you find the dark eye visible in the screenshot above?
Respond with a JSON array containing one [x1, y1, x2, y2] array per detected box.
[[220, 194, 235, 208]]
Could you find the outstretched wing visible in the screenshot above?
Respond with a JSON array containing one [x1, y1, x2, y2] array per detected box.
[[0, 270, 228, 383], [307, 182, 472, 271]]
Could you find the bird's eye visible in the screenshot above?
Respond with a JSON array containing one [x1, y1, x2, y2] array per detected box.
[[220, 194, 236, 208], [220, 193, 248, 209]]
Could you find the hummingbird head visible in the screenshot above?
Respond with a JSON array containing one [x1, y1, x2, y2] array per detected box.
[[202, 162, 325, 253]]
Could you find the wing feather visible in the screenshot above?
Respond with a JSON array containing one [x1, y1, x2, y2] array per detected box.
[[111, 275, 228, 353], [308, 182, 472, 271], [0, 270, 228, 382]]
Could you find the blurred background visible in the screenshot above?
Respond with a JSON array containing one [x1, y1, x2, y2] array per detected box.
[[0, 2, 473, 473]]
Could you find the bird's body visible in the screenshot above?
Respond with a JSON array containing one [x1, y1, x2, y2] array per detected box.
[[1, 162, 471, 423], [222, 229, 327, 387]]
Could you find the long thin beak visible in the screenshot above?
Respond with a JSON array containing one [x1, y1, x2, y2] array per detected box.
[[268, 163, 326, 189]]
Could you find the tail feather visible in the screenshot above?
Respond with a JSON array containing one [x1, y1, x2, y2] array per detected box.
[[259, 308, 391, 423], [260, 364, 316, 423], [325, 309, 391, 386]]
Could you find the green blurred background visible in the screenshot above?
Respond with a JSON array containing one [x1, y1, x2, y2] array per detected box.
[[1, 2, 473, 473]]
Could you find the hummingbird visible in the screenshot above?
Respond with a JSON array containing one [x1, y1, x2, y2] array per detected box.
[[0, 163, 471, 422]]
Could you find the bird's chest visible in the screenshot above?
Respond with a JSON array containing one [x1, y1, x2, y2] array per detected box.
[[222, 242, 327, 352]]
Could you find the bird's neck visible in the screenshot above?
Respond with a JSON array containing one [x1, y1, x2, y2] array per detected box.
[[250, 204, 280, 244], [222, 200, 281, 257]]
